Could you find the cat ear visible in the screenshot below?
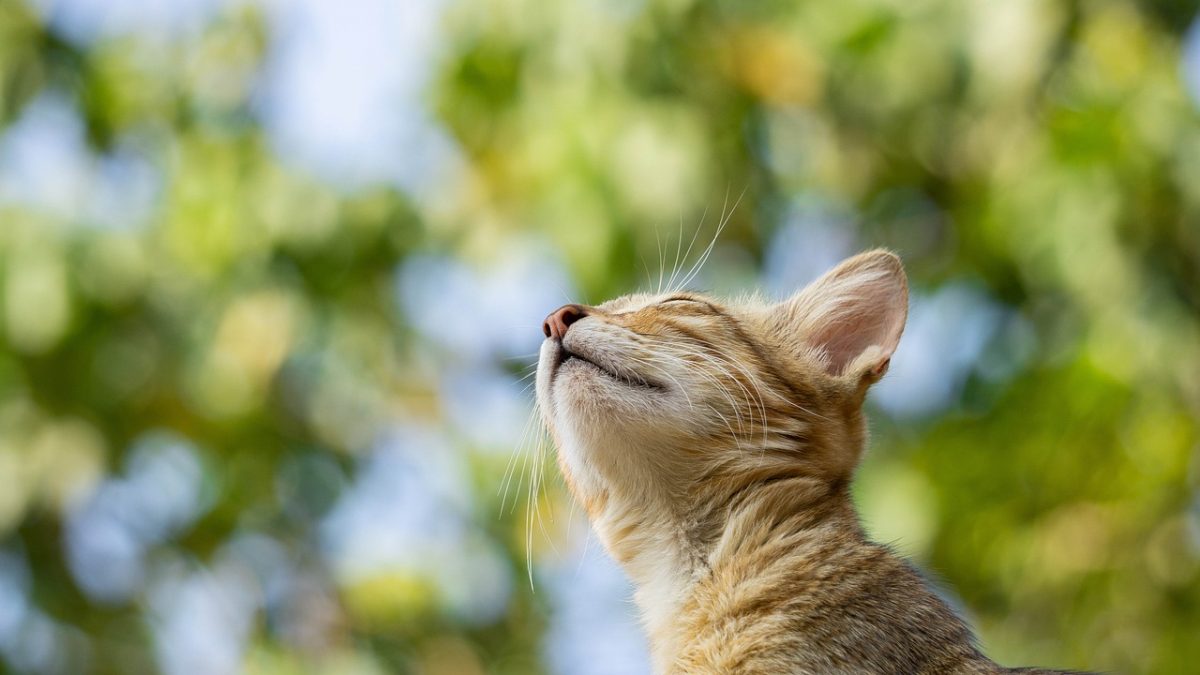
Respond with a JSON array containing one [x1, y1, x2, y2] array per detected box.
[[779, 249, 908, 382]]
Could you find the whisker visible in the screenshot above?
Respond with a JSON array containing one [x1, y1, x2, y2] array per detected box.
[[675, 187, 745, 292], [645, 339, 769, 438], [575, 515, 593, 579], [667, 206, 708, 293], [503, 351, 544, 361], [656, 225, 666, 295], [500, 398, 541, 514], [634, 349, 748, 433]]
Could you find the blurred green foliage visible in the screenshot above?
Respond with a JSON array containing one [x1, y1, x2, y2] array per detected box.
[[0, 0, 1198, 673]]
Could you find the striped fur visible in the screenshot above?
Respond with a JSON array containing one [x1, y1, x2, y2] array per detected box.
[[535, 250, 1090, 674]]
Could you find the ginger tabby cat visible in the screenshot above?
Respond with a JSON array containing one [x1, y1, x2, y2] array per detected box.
[[535, 250, 1091, 674]]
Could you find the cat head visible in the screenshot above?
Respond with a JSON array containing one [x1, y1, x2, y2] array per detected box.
[[534, 249, 908, 560]]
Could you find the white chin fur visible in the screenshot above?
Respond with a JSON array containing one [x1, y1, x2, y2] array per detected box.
[[537, 336, 714, 471]]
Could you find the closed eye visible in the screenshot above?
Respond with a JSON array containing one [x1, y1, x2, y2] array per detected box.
[[659, 297, 703, 306], [657, 297, 716, 314]]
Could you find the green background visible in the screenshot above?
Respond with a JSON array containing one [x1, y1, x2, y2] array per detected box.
[[0, 0, 1197, 673]]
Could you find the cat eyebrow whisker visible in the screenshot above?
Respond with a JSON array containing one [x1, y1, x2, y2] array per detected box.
[[667, 205, 709, 293], [656, 224, 666, 295], [672, 186, 745, 294], [638, 248, 656, 292]]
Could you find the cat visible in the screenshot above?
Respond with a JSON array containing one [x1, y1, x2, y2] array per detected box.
[[534, 250, 1092, 674]]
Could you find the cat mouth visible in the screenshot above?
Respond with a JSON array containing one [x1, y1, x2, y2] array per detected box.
[[553, 344, 660, 391]]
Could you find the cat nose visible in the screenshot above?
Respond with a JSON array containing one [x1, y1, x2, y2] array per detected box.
[[543, 304, 588, 339]]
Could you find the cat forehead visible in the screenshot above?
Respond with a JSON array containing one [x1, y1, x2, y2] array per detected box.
[[596, 291, 710, 313], [594, 291, 777, 317]]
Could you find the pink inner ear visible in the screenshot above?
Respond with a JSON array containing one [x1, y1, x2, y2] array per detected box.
[[810, 303, 904, 376], [785, 250, 909, 378]]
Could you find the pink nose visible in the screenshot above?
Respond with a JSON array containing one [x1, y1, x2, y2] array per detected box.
[[543, 304, 587, 339]]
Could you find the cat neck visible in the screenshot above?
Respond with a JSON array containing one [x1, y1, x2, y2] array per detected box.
[[589, 488, 700, 646], [599, 473, 857, 671]]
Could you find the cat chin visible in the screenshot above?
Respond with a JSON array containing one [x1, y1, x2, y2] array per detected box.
[[539, 337, 661, 404], [551, 363, 660, 423], [536, 336, 723, 473]]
